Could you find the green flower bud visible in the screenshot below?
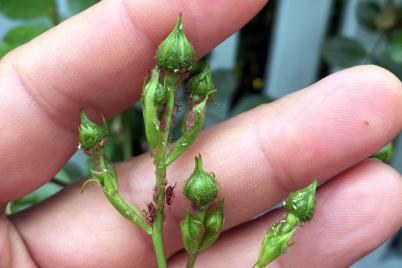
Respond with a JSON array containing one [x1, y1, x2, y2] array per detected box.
[[180, 209, 203, 255], [204, 199, 224, 234], [257, 226, 295, 267], [154, 81, 166, 106], [142, 67, 162, 154], [156, 15, 195, 72], [79, 111, 108, 151], [371, 142, 394, 164], [285, 179, 317, 222], [187, 65, 215, 103], [199, 231, 220, 252], [183, 155, 218, 209]]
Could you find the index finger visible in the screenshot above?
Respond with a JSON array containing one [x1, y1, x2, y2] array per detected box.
[[0, 0, 267, 203]]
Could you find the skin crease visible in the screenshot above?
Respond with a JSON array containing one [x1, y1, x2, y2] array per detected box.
[[0, 0, 402, 268]]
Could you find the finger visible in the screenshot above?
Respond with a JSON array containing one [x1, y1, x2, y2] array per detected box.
[[0, 0, 267, 203], [169, 160, 402, 268], [11, 66, 402, 267]]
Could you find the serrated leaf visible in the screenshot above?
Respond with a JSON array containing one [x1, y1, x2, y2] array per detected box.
[[230, 94, 273, 117], [67, 0, 98, 14], [0, 0, 57, 20], [4, 25, 49, 47], [385, 31, 402, 64], [322, 37, 366, 68], [0, 42, 13, 58], [356, 0, 381, 31]]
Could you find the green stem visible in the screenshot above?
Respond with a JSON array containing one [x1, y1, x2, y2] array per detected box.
[[151, 161, 168, 268], [252, 263, 263, 268], [186, 252, 199, 268], [104, 190, 152, 235], [91, 148, 152, 235], [150, 74, 177, 268]]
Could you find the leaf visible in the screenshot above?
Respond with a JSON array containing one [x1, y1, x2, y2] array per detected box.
[[67, 0, 98, 14], [230, 94, 273, 117], [4, 25, 49, 47], [356, 0, 381, 31], [0, 0, 57, 20], [385, 31, 402, 64], [0, 42, 13, 58], [371, 143, 394, 164], [322, 37, 366, 68], [7, 183, 61, 214]]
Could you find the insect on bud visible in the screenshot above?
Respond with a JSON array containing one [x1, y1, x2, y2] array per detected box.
[[183, 155, 218, 209], [284, 179, 317, 222], [156, 14, 195, 72], [79, 111, 108, 151], [204, 199, 224, 234], [180, 209, 203, 255], [187, 64, 215, 103]]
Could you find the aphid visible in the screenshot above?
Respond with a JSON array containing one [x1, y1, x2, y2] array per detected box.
[[165, 183, 177, 206], [144, 201, 157, 224]]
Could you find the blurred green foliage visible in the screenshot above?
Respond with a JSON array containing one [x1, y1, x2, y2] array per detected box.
[[322, 0, 402, 79]]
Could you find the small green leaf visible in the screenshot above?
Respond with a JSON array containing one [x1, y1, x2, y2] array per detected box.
[[356, 0, 381, 31], [67, 0, 98, 14], [0, 0, 57, 20], [4, 25, 49, 47], [385, 31, 402, 64], [322, 37, 366, 68], [0, 42, 13, 59], [371, 143, 394, 164]]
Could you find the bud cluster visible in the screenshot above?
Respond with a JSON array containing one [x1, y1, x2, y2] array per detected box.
[[180, 156, 224, 256], [255, 180, 318, 267]]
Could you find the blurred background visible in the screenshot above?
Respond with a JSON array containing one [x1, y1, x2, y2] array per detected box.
[[1, 0, 401, 266]]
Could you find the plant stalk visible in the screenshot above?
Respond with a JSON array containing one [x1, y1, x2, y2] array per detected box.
[[150, 75, 178, 268], [151, 160, 168, 268]]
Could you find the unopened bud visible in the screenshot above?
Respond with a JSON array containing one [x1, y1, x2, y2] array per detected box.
[[79, 111, 108, 151], [142, 67, 162, 154], [180, 209, 203, 255], [257, 226, 295, 267], [205, 199, 224, 234], [156, 15, 194, 72], [285, 179, 317, 222], [187, 65, 215, 103], [183, 155, 218, 209]]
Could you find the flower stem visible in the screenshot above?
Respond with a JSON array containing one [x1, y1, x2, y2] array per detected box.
[[150, 74, 178, 268], [186, 252, 199, 268], [151, 159, 168, 268]]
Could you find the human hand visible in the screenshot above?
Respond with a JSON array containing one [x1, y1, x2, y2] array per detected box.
[[1, 1, 402, 267]]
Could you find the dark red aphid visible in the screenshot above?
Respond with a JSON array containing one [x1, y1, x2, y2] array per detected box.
[[165, 183, 176, 206], [144, 201, 157, 224]]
